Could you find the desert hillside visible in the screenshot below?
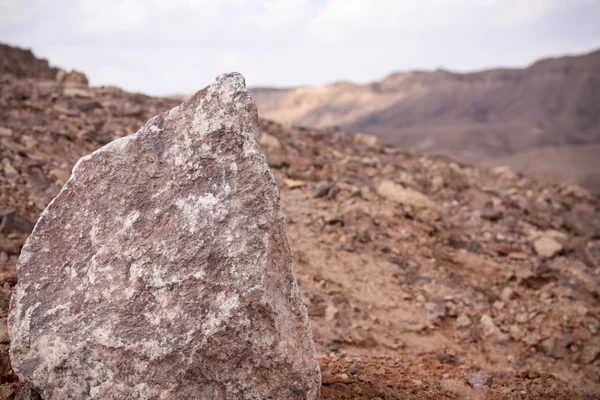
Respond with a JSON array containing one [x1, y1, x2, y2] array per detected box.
[[0, 44, 599, 398], [251, 50, 600, 193]]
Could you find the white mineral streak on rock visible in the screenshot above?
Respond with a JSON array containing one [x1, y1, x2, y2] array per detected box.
[[9, 73, 321, 399]]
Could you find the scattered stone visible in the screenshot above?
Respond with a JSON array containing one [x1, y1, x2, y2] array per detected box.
[[0, 127, 13, 137], [259, 132, 281, 151], [540, 335, 574, 359], [585, 240, 600, 266], [431, 175, 444, 192], [491, 166, 517, 180], [544, 229, 568, 240], [0, 208, 15, 219], [56, 69, 89, 86], [489, 242, 522, 256], [1, 383, 42, 400], [1, 159, 18, 179], [48, 169, 70, 185], [0, 319, 8, 344], [562, 184, 593, 200], [9, 73, 321, 400], [20, 135, 36, 149], [436, 353, 458, 364], [264, 153, 286, 169], [468, 371, 493, 388], [63, 87, 94, 98], [500, 287, 514, 302], [564, 204, 600, 238], [0, 236, 20, 255], [456, 314, 472, 329], [425, 302, 446, 321], [440, 379, 485, 400], [508, 252, 528, 260], [508, 325, 524, 341], [515, 313, 529, 324], [348, 364, 364, 375], [444, 301, 457, 317], [480, 314, 508, 341], [376, 180, 441, 221], [581, 344, 600, 364], [313, 181, 334, 198], [52, 104, 79, 117], [479, 207, 503, 221], [354, 133, 383, 151], [285, 178, 307, 189], [533, 236, 563, 258], [325, 305, 339, 321], [286, 154, 313, 169]]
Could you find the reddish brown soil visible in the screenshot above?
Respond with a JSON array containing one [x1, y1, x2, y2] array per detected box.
[[320, 355, 588, 399]]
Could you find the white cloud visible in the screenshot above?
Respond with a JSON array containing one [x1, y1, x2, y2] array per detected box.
[[0, 0, 46, 24], [263, 0, 313, 20], [309, 0, 596, 40], [1, 0, 599, 94], [309, 0, 484, 40], [77, 0, 148, 33], [187, 0, 225, 16]]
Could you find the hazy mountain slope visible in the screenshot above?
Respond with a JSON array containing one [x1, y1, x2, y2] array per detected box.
[[251, 50, 600, 190], [485, 144, 600, 193]]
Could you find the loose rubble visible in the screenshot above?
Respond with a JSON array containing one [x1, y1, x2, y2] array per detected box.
[[0, 43, 599, 398], [376, 179, 441, 221], [468, 371, 493, 388], [533, 235, 563, 258]]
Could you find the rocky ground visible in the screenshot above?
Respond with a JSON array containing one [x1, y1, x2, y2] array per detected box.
[[1, 46, 599, 399]]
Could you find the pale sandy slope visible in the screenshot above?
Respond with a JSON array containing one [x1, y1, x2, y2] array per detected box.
[[251, 50, 600, 192]]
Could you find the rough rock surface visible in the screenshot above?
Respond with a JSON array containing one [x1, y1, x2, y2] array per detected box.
[[8, 73, 321, 399]]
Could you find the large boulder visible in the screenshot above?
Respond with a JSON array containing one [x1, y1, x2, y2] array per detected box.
[[9, 73, 321, 399]]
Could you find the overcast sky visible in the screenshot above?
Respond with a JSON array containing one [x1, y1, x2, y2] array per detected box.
[[1, 0, 599, 95]]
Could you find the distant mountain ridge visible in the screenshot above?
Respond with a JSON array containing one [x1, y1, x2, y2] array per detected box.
[[251, 50, 600, 192]]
